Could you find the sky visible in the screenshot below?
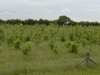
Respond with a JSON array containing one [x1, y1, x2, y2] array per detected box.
[[0, 0, 100, 22]]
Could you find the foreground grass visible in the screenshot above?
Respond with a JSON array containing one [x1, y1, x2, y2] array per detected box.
[[0, 41, 100, 75]]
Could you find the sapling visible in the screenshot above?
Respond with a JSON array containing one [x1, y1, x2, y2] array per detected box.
[[14, 39, 21, 49], [60, 35, 66, 42], [69, 32, 74, 41], [0, 28, 5, 41], [66, 41, 78, 54], [81, 39, 87, 47], [48, 40, 55, 50], [7, 35, 14, 46], [53, 46, 58, 54], [0, 47, 3, 53], [43, 34, 49, 41], [24, 35, 30, 42], [22, 41, 32, 55], [40, 24, 46, 32], [33, 32, 41, 46]]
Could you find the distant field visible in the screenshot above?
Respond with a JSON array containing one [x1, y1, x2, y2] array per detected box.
[[0, 24, 100, 75]]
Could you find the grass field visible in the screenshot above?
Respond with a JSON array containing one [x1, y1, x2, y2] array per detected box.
[[0, 24, 100, 75]]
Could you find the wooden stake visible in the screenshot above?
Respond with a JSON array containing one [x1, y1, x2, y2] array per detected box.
[[75, 52, 97, 67], [86, 52, 89, 66]]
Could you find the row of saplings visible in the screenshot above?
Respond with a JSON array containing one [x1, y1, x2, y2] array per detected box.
[[6, 35, 31, 55], [0, 34, 90, 55], [44, 38, 89, 54], [0, 37, 90, 55], [6, 35, 80, 55]]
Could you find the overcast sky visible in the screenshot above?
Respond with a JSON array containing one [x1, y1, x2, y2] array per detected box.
[[0, 0, 100, 22]]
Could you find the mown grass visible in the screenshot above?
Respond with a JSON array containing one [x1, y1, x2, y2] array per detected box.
[[0, 24, 100, 75]]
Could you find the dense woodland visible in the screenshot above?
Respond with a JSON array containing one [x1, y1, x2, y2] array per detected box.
[[0, 15, 100, 26]]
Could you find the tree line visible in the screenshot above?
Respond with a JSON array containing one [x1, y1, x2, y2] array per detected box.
[[0, 15, 100, 26]]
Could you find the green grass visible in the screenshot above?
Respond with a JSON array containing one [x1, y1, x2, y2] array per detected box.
[[0, 41, 100, 75], [0, 24, 100, 75]]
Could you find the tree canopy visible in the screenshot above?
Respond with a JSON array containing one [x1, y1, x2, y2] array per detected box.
[[0, 15, 100, 26]]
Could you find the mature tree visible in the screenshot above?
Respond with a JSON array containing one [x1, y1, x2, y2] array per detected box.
[[44, 19, 50, 25], [14, 19, 22, 24], [38, 19, 44, 24], [57, 15, 71, 25], [6, 19, 15, 24], [0, 19, 4, 24], [27, 19, 34, 25], [24, 19, 35, 25]]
